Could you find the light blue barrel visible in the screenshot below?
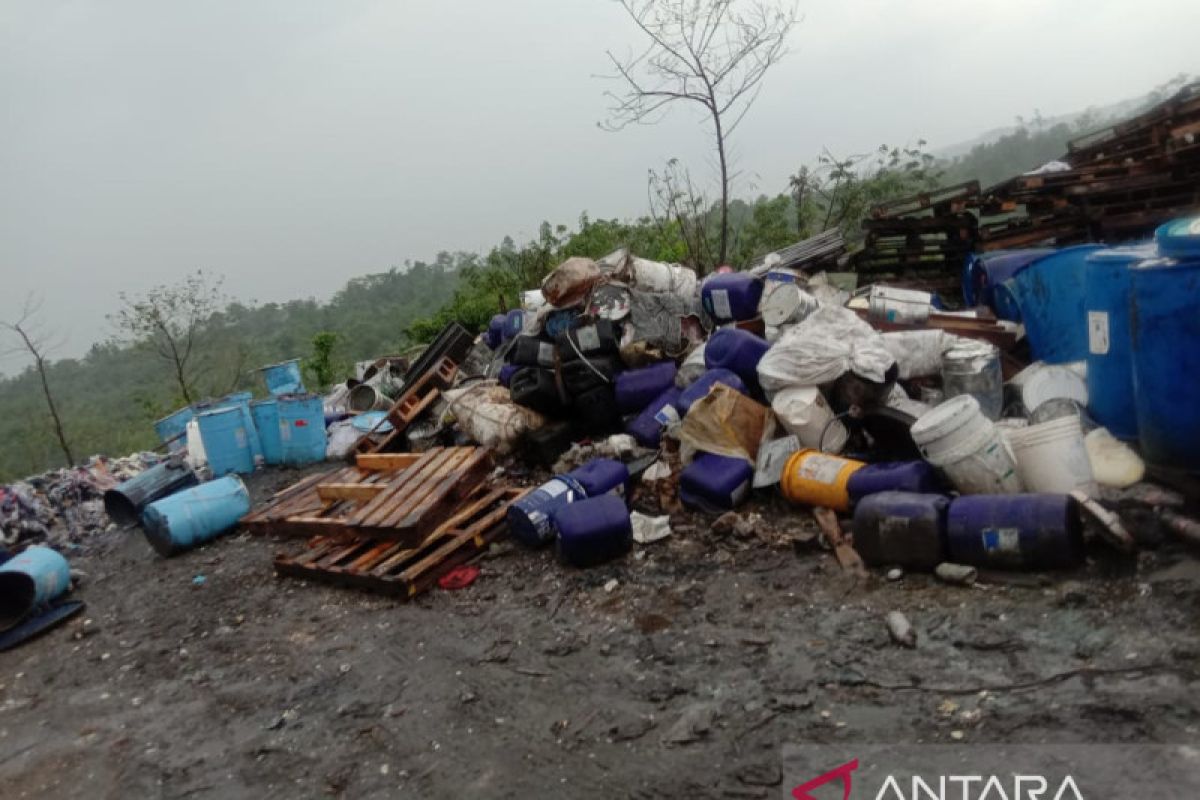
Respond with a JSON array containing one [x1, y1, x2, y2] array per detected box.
[[277, 394, 327, 466], [154, 405, 195, 452], [261, 358, 305, 396], [197, 406, 255, 476], [0, 546, 71, 629], [1084, 244, 1156, 440], [251, 398, 283, 465], [216, 392, 263, 464], [1005, 244, 1104, 363], [1129, 217, 1200, 473], [141, 475, 251, 557]]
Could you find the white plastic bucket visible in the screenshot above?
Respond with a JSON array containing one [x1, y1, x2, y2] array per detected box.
[[759, 281, 819, 327], [772, 386, 848, 452], [910, 394, 1022, 495], [1008, 415, 1098, 494], [867, 286, 932, 325]]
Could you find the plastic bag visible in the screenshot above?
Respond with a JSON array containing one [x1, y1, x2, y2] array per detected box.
[[541, 257, 601, 308], [443, 381, 546, 454], [881, 330, 947, 380], [679, 384, 770, 464], [756, 305, 895, 395]]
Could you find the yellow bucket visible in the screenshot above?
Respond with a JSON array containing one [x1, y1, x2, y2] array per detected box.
[[780, 449, 866, 512]]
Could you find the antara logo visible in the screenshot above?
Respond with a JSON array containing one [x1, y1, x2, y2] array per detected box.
[[793, 760, 1087, 800]]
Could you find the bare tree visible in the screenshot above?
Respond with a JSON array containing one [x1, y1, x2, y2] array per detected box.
[[109, 270, 227, 404], [602, 0, 797, 267], [2, 295, 74, 466]]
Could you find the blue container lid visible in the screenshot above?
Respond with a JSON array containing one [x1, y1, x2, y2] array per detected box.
[[1155, 216, 1200, 259]]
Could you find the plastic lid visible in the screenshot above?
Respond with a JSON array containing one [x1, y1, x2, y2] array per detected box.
[[1155, 216, 1200, 259], [909, 394, 982, 442]]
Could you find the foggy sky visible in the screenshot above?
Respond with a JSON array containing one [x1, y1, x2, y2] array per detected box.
[[2, 0, 1197, 368]]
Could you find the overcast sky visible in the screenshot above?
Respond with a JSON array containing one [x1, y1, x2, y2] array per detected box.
[[2, 0, 1196, 368]]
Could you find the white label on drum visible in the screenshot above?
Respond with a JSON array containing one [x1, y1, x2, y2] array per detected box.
[[710, 289, 732, 320], [576, 325, 601, 351], [796, 454, 844, 485], [754, 435, 800, 488], [653, 404, 681, 427], [1088, 310, 1110, 355], [537, 341, 555, 366], [982, 527, 1021, 559], [235, 428, 247, 447]]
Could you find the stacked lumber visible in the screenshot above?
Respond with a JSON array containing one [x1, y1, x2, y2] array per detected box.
[[979, 81, 1200, 250], [241, 447, 527, 598], [853, 182, 981, 301]]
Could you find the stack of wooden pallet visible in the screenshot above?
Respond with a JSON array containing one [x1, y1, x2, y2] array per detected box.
[[853, 181, 981, 300], [979, 81, 1200, 250], [242, 447, 526, 598]]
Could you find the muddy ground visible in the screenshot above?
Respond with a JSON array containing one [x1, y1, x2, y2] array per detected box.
[[2, 465, 1200, 799]]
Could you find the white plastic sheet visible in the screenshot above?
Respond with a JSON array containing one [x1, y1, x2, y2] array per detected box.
[[756, 305, 895, 395]]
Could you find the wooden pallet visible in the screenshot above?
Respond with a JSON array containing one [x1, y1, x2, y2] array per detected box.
[[352, 356, 458, 455], [240, 469, 340, 534], [276, 446, 492, 544], [273, 486, 526, 598], [240, 454, 427, 534]]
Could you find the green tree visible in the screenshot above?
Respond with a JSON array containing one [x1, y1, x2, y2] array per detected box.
[[306, 331, 341, 390]]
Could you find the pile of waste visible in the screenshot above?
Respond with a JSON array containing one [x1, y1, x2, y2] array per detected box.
[[0, 453, 156, 547], [4, 99, 1200, 651]]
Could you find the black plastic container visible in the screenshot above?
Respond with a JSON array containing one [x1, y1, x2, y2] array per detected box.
[[525, 420, 578, 466], [509, 367, 565, 416], [508, 335, 557, 368], [561, 355, 622, 397], [556, 319, 620, 362]]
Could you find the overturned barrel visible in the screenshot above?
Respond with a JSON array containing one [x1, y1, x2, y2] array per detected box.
[[0, 546, 71, 630], [141, 475, 252, 557], [103, 457, 198, 527], [946, 493, 1083, 570]]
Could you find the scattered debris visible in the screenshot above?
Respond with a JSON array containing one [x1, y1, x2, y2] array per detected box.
[[886, 611, 918, 648], [934, 562, 978, 586]]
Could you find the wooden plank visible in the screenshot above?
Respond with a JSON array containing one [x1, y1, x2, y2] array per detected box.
[[316, 483, 387, 503], [355, 453, 423, 472]]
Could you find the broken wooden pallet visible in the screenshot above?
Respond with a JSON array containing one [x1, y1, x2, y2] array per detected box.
[[353, 355, 458, 455], [272, 446, 492, 544], [273, 486, 526, 598], [240, 453, 426, 534]]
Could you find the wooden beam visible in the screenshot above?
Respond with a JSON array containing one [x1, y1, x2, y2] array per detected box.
[[355, 453, 422, 472], [316, 483, 387, 502]]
